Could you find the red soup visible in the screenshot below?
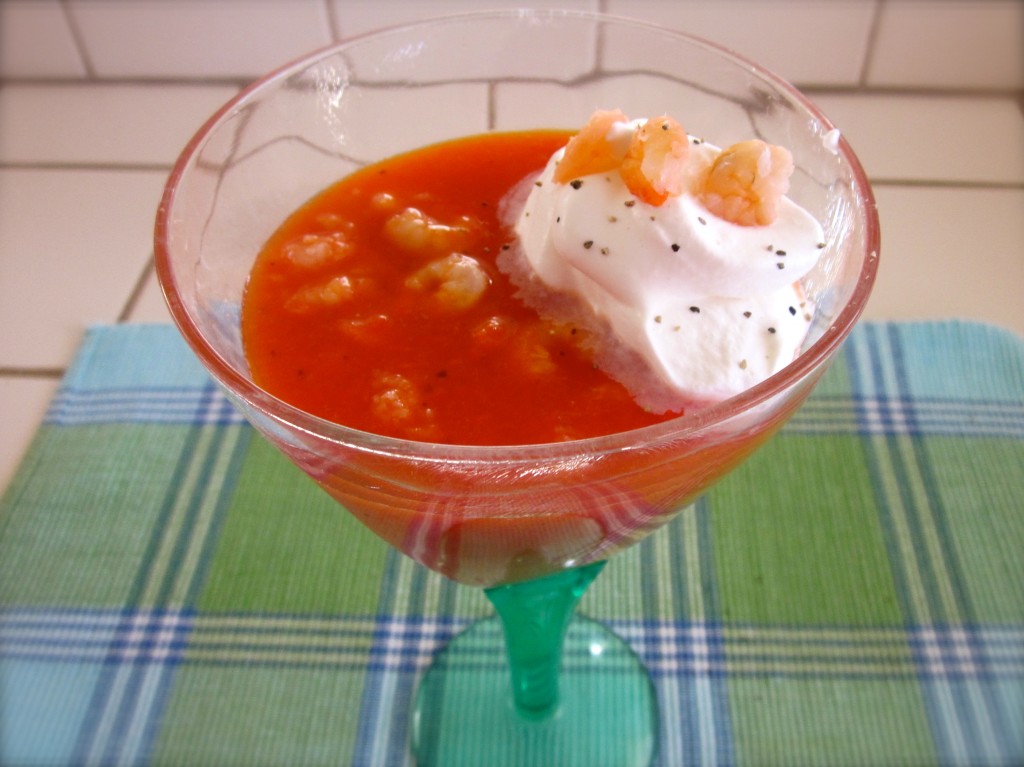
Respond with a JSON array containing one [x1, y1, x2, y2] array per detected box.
[[242, 130, 680, 445]]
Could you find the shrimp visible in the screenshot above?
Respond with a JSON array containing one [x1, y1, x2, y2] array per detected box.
[[699, 139, 794, 226], [283, 231, 351, 268], [384, 207, 478, 254], [370, 372, 440, 440], [619, 115, 690, 206], [405, 253, 490, 311], [284, 274, 367, 313], [553, 108, 628, 184]]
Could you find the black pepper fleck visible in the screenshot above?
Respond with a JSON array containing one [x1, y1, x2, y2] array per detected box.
[[777, 262, 785, 269], [535, 181, 543, 187], [570, 180, 583, 189], [743, 311, 752, 318], [624, 200, 636, 207], [654, 315, 663, 323], [698, 217, 707, 225], [776, 249, 787, 256], [600, 247, 609, 255], [788, 306, 797, 316], [768, 327, 777, 334], [689, 306, 700, 313], [583, 240, 594, 249], [817, 242, 826, 249], [671, 243, 681, 252]]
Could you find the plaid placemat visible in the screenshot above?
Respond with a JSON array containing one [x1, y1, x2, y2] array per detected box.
[[2, 321, 1022, 767]]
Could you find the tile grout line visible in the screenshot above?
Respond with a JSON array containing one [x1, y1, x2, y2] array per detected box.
[[0, 76, 252, 89], [799, 85, 1024, 100], [0, 368, 66, 379], [858, 0, 887, 87], [0, 77, 1018, 101], [117, 256, 158, 324], [0, 161, 172, 172], [871, 179, 1024, 191], [58, 0, 95, 79], [322, 0, 342, 43]]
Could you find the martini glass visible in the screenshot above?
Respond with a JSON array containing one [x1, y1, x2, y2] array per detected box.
[[155, 10, 879, 767]]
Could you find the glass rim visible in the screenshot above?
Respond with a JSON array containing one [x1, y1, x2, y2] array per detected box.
[[154, 7, 880, 463]]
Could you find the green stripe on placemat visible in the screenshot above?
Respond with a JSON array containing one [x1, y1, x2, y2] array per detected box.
[[1, 321, 1022, 767]]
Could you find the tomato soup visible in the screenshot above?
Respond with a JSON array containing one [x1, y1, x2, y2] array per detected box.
[[242, 131, 680, 445]]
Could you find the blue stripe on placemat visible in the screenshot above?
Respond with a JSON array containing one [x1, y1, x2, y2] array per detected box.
[[64, 325, 212, 390], [353, 550, 409, 767], [790, 396, 1024, 437], [45, 383, 246, 426], [7, 609, 1022, 678], [663, 497, 735, 767], [47, 324, 244, 427]]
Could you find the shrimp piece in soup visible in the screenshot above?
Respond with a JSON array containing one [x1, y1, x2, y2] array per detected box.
[[405, 254, 490, 311]]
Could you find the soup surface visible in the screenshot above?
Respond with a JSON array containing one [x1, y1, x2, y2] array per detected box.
[[242, 130, 681, 445]]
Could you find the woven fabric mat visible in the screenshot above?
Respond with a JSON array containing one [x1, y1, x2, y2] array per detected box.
[[2, 321, 1022, 766]]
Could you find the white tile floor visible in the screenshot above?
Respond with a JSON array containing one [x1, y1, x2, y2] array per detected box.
[[1, 0, 1022, 492]]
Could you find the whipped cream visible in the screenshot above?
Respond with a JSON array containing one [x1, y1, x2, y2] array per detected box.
[[502, 120, 826, 412]]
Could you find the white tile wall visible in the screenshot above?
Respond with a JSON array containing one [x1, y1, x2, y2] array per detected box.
[[605, 0, 879, 86], [0, 376, 59, 491], [1, 0, 1022, 493], [0, 84, 239, 165], [870, 185, 1024, 331], [0, 167, 168, 368], [868, 0, 1024, 90], [0, 0, 86, 78], [66, 0, 333, 80], [811, 93, 1024, 184], [329, 0, 600, 40]]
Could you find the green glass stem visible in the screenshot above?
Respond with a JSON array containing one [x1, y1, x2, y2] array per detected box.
[[484, 560, 606, 721]]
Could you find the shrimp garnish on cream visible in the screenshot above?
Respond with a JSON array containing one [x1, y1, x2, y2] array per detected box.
[[553, 109, 628, 185], [698, 139, 794, 227], [553, 111, 794, 226], [619, 115, 690, 206]]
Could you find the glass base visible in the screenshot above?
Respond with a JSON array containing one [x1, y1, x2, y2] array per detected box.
[[411, 615, 657, 767]]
